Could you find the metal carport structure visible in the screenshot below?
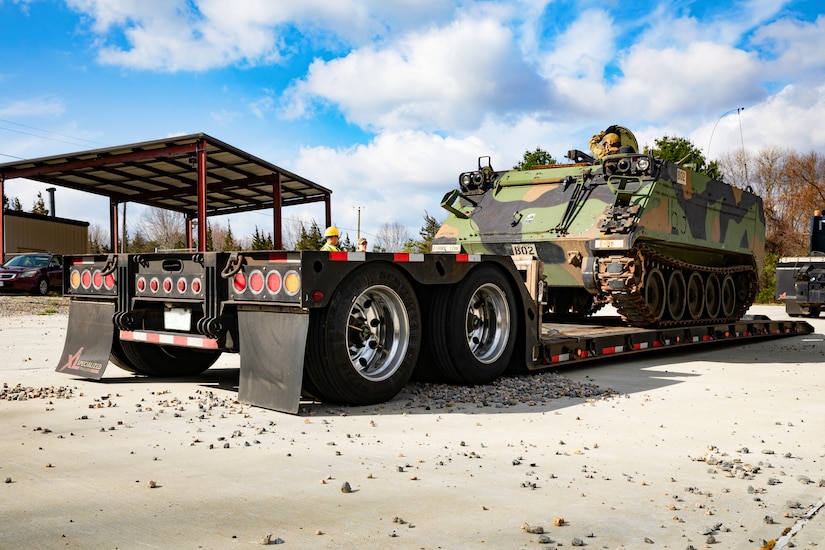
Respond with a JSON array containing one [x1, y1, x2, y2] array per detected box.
[[0, 133, 332, 262]]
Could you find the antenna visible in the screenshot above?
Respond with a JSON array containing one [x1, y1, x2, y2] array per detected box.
[[736, 107, 748, 183], [707, 107, 747, 182]]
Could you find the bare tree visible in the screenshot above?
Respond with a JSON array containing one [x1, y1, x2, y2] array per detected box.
[[88, 223, 110, 253], [720, 146, 825, 258], [139, 207, 186, 250], [282, 217, 308, 250], [375, 221, 410, 252]]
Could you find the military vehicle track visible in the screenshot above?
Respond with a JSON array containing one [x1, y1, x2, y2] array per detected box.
[[598, 245, 758, 328]]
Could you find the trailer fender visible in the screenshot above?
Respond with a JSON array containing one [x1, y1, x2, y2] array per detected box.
[[237, 309, 309, 414], [56, 300, 116, 379]]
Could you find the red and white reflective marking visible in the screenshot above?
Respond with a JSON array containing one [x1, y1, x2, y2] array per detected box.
[[120, 330, 219, 349], [392, 253, 424, 262], [456, 254, 482, 262], [325, 251, 456, 263], [549, 350, 591, 363]]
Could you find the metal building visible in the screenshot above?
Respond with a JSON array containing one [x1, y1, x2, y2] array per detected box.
[[2, 210, 89, 255]]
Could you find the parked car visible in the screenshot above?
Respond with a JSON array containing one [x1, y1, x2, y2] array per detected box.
[[0, 253, 63, 295]]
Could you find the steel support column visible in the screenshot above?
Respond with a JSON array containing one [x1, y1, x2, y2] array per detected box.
[[109, 198, 119, 253], [272, 172, 282, 250], [186, 216, 194, 250], [196, 139, 207, 252]]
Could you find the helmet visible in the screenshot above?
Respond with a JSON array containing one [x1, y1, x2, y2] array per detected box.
[[357, 238, 367, 245], [324, 226, 340, 238]]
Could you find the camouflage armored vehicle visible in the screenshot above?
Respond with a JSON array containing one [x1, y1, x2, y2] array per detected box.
[[432, 125, 765, 328]]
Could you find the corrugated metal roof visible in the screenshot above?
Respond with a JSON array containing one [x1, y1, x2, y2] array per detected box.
[[0, 133, 331, 217]]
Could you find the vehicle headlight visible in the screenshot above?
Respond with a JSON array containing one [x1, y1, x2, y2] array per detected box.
[[636, 157, 650, 172], [21, 270, 39, 278]]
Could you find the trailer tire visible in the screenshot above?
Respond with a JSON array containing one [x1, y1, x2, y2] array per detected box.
[[109, 336, 146, 375], [304, 264, 421, 405], [430, 265, 518, 385], [119, 341, 221, 377]]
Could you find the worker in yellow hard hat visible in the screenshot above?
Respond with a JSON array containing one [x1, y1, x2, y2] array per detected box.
[[321, 226, 342, 252]]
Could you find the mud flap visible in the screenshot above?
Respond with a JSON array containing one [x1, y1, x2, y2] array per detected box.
[[237, 309, 309, 414], [56, 300, 116, 379]]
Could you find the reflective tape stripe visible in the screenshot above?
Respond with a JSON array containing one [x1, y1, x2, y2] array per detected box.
[[393, 253, 424, 262], [120, 330, 219, 349]]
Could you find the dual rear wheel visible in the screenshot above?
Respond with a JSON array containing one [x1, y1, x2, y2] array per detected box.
[[304, 263, 519, 405]]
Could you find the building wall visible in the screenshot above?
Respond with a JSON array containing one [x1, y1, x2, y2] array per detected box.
[[3, 211, 89, 254]]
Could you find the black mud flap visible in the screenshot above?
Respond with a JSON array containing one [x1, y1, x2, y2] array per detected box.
[[237, 310, 309, 414], [56, 300, 116, 380]]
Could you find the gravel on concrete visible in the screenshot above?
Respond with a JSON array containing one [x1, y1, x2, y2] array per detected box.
[[1, 299, 824, 549]]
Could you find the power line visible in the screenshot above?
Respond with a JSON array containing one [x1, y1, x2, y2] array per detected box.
[[0, 118, 107, 147]]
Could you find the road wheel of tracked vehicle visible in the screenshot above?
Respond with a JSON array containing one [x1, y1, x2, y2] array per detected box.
[[686, 272, 705, 320], [705, 273, 722, 319], [430, 265, 518, 385], [666, 270, 686, 321], [735, 271, 753, 310], [721, 275, 737, 318], [644, 268, 667, 321], [304, 264, 421, 405], [118, 341, 221, 377]]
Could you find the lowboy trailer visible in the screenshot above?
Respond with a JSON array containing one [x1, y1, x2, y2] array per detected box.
[[57, 250, 813, 413]]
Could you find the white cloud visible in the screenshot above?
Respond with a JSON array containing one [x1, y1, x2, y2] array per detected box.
[[64, 0, 460, 72], [614, 41, 765, 119], [750, 14, 825, 75], [280, 14, 545, 132]]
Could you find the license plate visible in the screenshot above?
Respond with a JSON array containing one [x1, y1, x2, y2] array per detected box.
[[0, 281, 4, 287], [511, 243, 537, 256], [164, 307, 191, 331]]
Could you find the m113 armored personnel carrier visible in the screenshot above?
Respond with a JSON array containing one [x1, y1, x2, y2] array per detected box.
[[433, 125, 765, 328]]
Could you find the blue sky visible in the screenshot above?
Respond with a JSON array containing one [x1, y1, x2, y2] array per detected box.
[[1, 0, 824, 247]]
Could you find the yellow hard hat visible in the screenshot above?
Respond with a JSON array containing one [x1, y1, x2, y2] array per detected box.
[[324, 226, 340, 238]]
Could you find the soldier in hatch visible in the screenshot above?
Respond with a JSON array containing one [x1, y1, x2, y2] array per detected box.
[[589, 125, 626, 159]]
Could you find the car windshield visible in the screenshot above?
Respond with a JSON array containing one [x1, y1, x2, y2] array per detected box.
[[3, 255, 50, 268]]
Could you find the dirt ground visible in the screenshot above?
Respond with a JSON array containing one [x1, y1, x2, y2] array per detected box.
[[1, 301, 824, 549]]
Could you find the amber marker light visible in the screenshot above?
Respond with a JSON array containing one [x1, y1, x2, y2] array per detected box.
[[70, 270, 81, 289], [284, 270, 301, 296]]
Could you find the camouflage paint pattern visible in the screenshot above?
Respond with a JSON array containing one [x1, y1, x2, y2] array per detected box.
[[432, 131, 765, 295]]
